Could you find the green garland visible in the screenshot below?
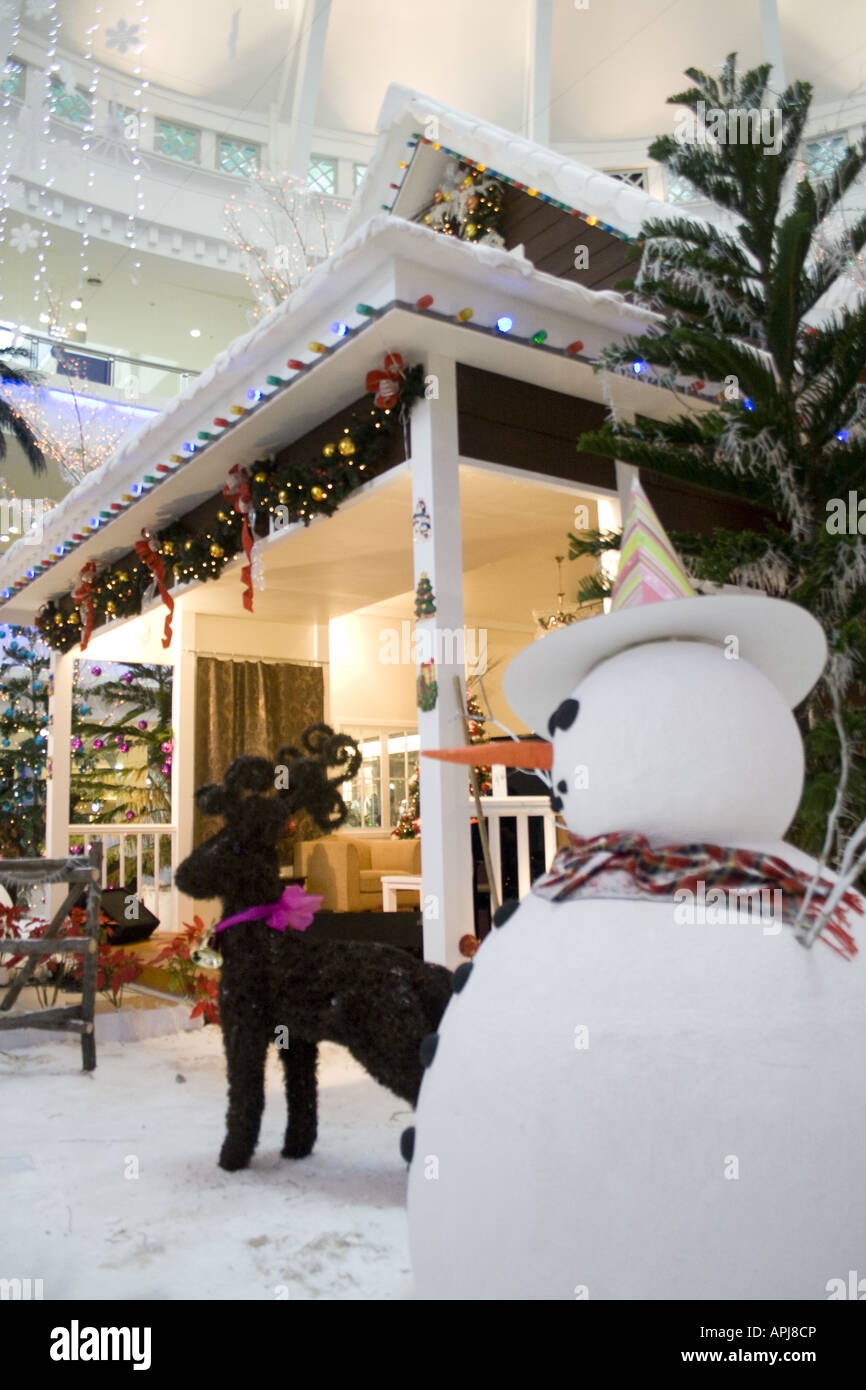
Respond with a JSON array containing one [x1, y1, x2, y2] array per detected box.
[[35, 362, 425, 651]]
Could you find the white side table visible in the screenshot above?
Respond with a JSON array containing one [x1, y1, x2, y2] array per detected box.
[[381, 873, 423, 912]]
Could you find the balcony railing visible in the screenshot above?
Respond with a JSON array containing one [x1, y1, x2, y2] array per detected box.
[[67, 823, 177, 927], [0, 324, 199, 402], [474, 796, 558, 901]]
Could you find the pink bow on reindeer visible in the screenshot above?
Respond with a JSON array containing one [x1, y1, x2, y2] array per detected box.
[[213, 883, 323, 937]]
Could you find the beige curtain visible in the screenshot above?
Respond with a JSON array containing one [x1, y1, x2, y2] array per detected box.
[[193, 657, 324, 850]]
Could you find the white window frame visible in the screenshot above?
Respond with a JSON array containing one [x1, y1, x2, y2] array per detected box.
[[335, 722, 418, 834]]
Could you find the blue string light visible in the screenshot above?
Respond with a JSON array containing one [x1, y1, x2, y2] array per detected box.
[[496, 315, 514, 333]]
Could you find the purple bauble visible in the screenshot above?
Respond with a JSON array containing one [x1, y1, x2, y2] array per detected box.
[[161, 762, 170, 775], [138, 720, 148, 730], [122, 672, 133, 684], [71, 737, 82, 751], [91, 666, 102, 676], [125, 811, 135, 821], [93, 738, 104, 750], [114, 734, 123, 744], [161, 740, 173, 753]]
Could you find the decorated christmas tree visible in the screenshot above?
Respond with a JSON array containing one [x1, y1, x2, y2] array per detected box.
[[392, 763, 420, 839], [70, 662, 173, 826], [418, 161, 505, 245], [571, 55, 866, 862], [392, 685, 490, 838], [0, 625, 50, 857]]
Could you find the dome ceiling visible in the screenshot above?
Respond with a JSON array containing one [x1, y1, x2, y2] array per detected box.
[[38, 0, 866, 146]]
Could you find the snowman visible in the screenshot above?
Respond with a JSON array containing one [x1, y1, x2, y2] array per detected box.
[[406, 478, 865, 1301]]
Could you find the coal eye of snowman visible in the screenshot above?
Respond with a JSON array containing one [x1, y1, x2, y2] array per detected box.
[[547, 698, 580, 737]]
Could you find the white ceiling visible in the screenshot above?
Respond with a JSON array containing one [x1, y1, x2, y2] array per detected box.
[[184, 464, 603, 629], [45, 0, 866, 143]]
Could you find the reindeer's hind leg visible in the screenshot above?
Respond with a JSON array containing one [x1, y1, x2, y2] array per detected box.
[[281, 1036, 318, 1159], [219, 1018, 270, 1171]]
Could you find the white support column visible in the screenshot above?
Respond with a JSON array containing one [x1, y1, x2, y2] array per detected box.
[[45, 649, 74, 915], [172, 606, 198, 930], [314, 622, 331, 723], [286, 0, 333, 179], [525, 0, 554, 147], [411, 355, 474, 967], [759, 0, 786, 89]]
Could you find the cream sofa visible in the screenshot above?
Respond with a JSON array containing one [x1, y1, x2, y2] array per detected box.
[[293, 836, 421, 912]]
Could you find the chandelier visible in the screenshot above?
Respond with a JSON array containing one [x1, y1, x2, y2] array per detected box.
[[533, 556, 581, 636]]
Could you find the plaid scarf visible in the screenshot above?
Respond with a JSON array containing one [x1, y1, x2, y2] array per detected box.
[[532, 832, 859, 962]]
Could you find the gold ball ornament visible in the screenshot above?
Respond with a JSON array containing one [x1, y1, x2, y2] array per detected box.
[[277, 489, 288, 504], [322, 443, 336, 458], [310, 486, 326, 501], [162, 541, 175, 556], [184, 539, 194, 552], [217, 510, 228, 522], [253, 471, 268, 483], [338, 437, 356, 457], [465, 223, 477, 238], [115, 571, 128, 582], [210, 543, 225, 558], [105, 600, 117, 613]]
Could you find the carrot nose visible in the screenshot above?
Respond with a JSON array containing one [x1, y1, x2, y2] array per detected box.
[[423, 743, 553, 769]]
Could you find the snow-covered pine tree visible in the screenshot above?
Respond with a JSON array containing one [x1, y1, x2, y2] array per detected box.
[[571, 55, 866, 862]]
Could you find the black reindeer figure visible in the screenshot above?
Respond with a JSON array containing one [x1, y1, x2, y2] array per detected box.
[[174, 724, 452, 1171]]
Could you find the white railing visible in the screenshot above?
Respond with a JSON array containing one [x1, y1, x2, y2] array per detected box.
[[472, 796, 558, 901], [66, 824, 177, 927]]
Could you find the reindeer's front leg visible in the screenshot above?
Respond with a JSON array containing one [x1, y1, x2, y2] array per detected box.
[[280, 1036, 318, 1159], [219, 1011, 270, 1171]]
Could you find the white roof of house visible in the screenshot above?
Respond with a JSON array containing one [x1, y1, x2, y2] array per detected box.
[[342, 83, 680, 246], [0, 211, 668, 625]]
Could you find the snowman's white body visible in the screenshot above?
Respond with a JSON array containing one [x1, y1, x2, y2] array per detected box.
[[408, 642, 866, 1300]]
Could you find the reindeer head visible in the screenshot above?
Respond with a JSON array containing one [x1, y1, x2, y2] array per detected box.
[[174, 724, 361, 915]]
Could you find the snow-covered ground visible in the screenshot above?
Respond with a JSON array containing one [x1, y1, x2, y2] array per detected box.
[[1, 1029, 416, 1300]]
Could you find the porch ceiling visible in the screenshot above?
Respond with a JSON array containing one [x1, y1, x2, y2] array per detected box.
[[176, 460, 602, 631]]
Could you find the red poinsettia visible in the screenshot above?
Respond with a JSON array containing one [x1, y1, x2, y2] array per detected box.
[[190, 975, 219, 1025], [365, 352, 405, 409]]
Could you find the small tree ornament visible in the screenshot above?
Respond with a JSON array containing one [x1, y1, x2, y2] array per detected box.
[[415, 572, 436, 618]]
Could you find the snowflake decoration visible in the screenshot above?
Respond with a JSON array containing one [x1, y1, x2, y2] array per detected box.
[[8, 222, 39, 254], [106, 19, 141, 54], [25, 0, 55, 18]]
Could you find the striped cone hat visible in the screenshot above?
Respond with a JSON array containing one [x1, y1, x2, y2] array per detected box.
[[609, 477, 696, 609]]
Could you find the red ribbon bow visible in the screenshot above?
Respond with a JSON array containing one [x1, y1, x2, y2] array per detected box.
[[365, 352, 405, 409], [134, 530, 174, 648], [222, 464, 255, 613], [72, 561, 98, 651]]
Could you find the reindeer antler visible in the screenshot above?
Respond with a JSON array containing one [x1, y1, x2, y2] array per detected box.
[[275, 723, 361, 831], [192, 726, 361, 844]]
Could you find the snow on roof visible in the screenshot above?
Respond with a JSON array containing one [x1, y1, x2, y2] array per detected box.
[[342, 83, 679, 246], [0, 211, 662, 623]]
